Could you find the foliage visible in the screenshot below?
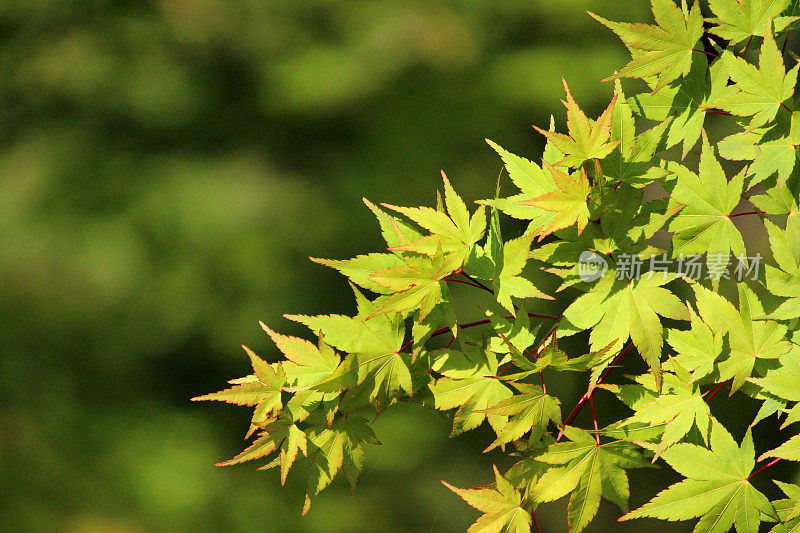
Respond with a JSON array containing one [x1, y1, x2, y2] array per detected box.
[[198, 1, 800, 531]]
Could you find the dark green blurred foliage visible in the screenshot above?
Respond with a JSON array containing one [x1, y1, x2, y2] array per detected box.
[[5, 1, 777, 531]]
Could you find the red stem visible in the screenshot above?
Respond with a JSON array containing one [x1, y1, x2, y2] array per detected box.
[[557, 343, 634, 441], [741, 35, 754, 56], [461, 271, 493, 294], [532, 511, 542, 533], [783, 30, 791, 55], [590, 396, 600, 445], [703, 380, 730, 402], [693, 48, 717, 58], [704, 108, 733, 116], [496, 323, 559, 377], [728, 211, 759, 218], [748, 458, 781, 480]]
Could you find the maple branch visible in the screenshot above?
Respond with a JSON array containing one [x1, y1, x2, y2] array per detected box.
[[741, 35, 754, 57], [461, 271, 493, 293], [590, 396, 600, 445], [693, 48, 717, 58], [704, 108, 733, 116], [703, 379, 730, 402], [557, 343, 634, 441], [747, 457, 781, 481], [532, 510, 542, 533], [783, 30, 791, 55], [445, 276, 488, 290], [728, 211, 760, 218]]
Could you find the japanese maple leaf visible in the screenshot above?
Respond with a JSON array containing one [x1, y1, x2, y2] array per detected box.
[[763, 215, 800, 320], [258, 322, 341, 422], [428, 343, 513, 436], [480, 140, 559, 235], [621, 422, 777, 533], [633, 54, 737, 159], [707, 0, 798, 46], [532, 79, 619, 168], [465, 210, 553, 314], [192, 344, 285, 437], [530, 426, 650, 533], [590, 0, 704, 92], [523, 163, 591, 240], [561, 272, 690, 389], [619, 368, 711, 456], [668, 135, 747, 267], [287, 288, 414, 404], [368, 249, 454, 321], [715, 31, 799, 129], [602, 83, 671, 187], [666, 305, 724, 382], [217, 420, 308, 486], [443, 465, 533, 533], [692, 282, 792, 393], [768, 481, 800, 532], [382, 171, 486, 269], [480, 383, 561, 452], [718, 111, 800, 188], [302, 415, 381, 516]]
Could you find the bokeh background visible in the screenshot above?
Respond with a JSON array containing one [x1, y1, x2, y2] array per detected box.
[[2, 1, 797, 532]]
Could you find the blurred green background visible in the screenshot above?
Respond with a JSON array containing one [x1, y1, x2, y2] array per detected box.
[[2, 1, 796, 532]]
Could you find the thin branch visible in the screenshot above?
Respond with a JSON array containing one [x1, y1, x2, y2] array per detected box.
[[461, 271, 493, 294], [704, 108, 733, 116], [741, 35, 754, 56], [557, 343, 634, 442], [783, 30, 791, 55], [703, 380, 730, 402], [693, 48, 717, 58], [532, 511, 542, 533], [590, 396, 600, 445], [728, 211, 760, 218], [748, 457, 781, 480]]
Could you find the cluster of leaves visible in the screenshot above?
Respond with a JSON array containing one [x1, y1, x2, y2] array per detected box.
[[196, 1, 800, 531]]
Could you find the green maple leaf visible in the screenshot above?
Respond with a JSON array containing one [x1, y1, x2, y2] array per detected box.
[[666, 305, 725, 382], [382, 172, 486, 269], [310, 253, 406, 295], [480, 383, 561, 451], [764, 214, 800, 320], [769, 481, 800, 532], [302, 415, 381, 516], [368, 249, 454, 321], [259, 322, 341, 422], [632, 54, 737, 158], [590, 0, 704, 92], [466, 209, 552, 314], [761, 434, 800, 462], [749, 171, 800, 215], [287, 288, 413, 404], [192, 345, 285, 437], [530, 426, 650, 533], [561, 271, 690, 389], [603, 82, 671, 186], [718, 111, 800, 187], [523, 163, 592, 240], [428, 343, 513, 436], [692, 282, 792, 393], [619, 368, 711, 456], [480, 140, 560, 235], [668, 135, 747, 266], [715, 31, 798, 129], [532, 79, 619, 168], [443, 465, 533, 533], [707, 0, 798, 46], [621, 422, 777, 532]]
